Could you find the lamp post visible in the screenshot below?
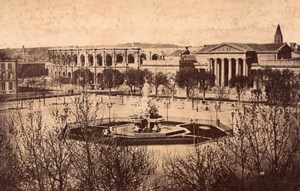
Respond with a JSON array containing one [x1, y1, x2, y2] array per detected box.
[[195, 119, 198, 144], [214, 101, 220, 124], [231, 111, 235, 136], [107, 102, 114, 123], [164, 98, 170, 121]]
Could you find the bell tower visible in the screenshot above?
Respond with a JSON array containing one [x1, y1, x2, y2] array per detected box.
[[274, 24, 283, 43]]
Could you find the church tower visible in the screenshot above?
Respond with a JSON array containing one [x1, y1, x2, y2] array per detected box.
[[274, 24, 283, 43]]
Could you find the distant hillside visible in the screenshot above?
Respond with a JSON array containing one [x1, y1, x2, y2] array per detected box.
[[116, 42, 182, 48], [0, 43, 185, 62], [0, 47, 49, 62]]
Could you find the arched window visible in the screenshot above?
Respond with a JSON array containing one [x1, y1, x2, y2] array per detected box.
[[128, 54, 135, 63], [140, 54, 146, 64], [116, 54, 123, 63], [152, 54, 159, 60]]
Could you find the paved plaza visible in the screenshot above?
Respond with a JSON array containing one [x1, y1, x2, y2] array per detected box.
[[0, 94, 236, 131]]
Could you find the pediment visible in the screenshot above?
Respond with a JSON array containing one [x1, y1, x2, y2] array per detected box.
[[209, 44, 244, 53]]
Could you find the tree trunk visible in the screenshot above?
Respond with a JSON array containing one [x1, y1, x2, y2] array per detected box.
[[202, 90, 206, 101], [155, 86, 158, 96], [130, 86, 133, 96], [109, 87, 111, 99], [186, 88, 190, 99]]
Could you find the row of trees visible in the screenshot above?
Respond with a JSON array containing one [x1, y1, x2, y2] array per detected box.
[[51, 67, 299, 106], [58, 67, 216, 99]]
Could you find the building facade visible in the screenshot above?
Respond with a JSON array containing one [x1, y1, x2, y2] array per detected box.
[[48, 46, 182, 88], [48, 25, 300, 89], [0, 59, 18, 94], [196, 42, 293, 86]]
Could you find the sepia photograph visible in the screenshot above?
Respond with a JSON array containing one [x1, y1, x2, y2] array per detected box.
[[0, 0, 300, 190]]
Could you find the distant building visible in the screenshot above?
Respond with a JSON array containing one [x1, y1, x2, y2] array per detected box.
[[196, 24, 300, 86], [196, 42, 293, 86], [18, 62, 48, 78], [48, 25, 300, 90], [0, 59, 18, 95]]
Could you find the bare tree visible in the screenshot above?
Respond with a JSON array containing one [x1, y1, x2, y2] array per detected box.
[[229, 75, 251, 103], [221, 103, 300, 191], [0, 114, 20, 191], [7, 101, 74, 191], [214, 85, 227, 111], [66, 93, 157, 191], [162, 145, 239, 191]]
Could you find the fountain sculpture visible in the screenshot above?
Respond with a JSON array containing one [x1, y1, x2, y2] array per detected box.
[[128, 80, 164, 133]]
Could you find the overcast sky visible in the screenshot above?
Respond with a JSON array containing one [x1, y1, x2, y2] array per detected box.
[[1, 0, 299, 48]]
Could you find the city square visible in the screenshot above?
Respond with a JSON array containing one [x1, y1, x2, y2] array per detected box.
[[1, 0, 300, 190]]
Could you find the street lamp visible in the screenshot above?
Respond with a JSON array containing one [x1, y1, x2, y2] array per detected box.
[[214, 101, 220, 123], [107, 102, 114, 123], [164, 99, 170, 121], [231, 111, 235, 136]]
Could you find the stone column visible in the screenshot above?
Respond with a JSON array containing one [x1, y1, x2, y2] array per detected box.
[[221, 58, 225, 86], [243, 58, 248, 76], [77, 49, 80, 65], [235, 58, 239, 76], [214, 59, 218, 86], [228, 58, 232, 82], [85, 50, 89, 67], [149, 51, 152, 60], [93, 49, 96, 67], [103, 49, 106, 67], [124, 49, 128, 67], [137, 49, 140, 66], [113, 49, 116, 66], [207, 58, 211, 72]]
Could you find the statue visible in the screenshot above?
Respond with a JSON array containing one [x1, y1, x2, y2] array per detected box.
[[128, 80, 163, 133], [141, 79, 151, 98]]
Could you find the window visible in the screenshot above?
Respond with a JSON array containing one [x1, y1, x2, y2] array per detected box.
[[1, 83, 5, 91], [7, 63, 12, 70], [1, 63, 5, 70], [9, 82, 13, 90]]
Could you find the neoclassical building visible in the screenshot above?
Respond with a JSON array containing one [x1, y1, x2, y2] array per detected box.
[[196, 42, 292, 86], [48, 25, 300, 89]]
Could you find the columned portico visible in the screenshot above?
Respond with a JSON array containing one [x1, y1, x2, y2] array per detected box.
[[210, 57, 248, 87]]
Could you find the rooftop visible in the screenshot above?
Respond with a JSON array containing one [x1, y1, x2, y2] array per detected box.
[[198, 43, 288, 53]]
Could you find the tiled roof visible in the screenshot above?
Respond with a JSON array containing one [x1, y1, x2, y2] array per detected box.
[[246, 43, 286, 52], [197, 43, 288, 53], [168, 50, 184, 57], [181, 55, 196, 60]]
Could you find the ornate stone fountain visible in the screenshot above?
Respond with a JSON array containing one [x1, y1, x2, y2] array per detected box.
[[128, 80, 164, 133]]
